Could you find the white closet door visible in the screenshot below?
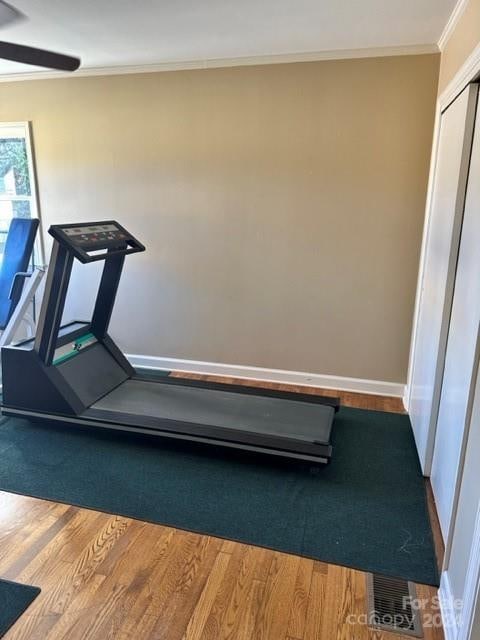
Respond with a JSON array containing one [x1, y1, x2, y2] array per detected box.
[[431, 96, 480, 543], [409, 85, 478, 474]]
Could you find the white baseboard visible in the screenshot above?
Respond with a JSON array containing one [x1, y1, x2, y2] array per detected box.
[[439, 572, 460, 640], [126, 354, 406, 398]]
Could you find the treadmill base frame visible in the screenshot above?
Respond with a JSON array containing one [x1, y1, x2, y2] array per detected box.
[[2, 406, 331, 465]]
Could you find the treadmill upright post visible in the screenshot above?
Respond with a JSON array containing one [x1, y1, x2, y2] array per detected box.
[[34, 241, 73, 365], [90, 251, 125, 339]]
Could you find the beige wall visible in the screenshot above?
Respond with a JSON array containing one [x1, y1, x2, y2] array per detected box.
[[0, 54, 439, 382], [439, 0, 480, 94]]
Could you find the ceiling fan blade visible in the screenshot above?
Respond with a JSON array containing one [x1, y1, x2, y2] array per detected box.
[[0, 41, 80, 71], [0, 1, 23, 28]]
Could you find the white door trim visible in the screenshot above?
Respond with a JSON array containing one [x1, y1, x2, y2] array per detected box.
[[405, 43, 480, 415], [405, 48, 480, 412], [405, 41, 480, 640], [457, 501, 480, 640], [440, 501, 480, 640], [404, 101, 441, 412], [406, 84, 478, 475]]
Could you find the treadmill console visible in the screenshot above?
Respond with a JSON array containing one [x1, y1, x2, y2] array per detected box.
[[49, 221, 145, 263]]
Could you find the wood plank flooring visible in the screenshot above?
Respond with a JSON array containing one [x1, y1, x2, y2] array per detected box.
[[0, 376, 443, 640], [169, 372, 406, 414]]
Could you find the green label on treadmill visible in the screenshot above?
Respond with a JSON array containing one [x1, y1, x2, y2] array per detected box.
[[53, 332, 97, 366]]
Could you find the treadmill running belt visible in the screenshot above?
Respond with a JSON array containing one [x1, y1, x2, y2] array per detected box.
[[92, 379, 334, 444]]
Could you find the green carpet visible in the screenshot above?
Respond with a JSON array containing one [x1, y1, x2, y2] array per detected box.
[[0, 579, 40, 638], [0, 405, 439, 586]]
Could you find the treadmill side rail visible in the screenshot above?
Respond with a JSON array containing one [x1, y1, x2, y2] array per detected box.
[[1, 406, 332, 465]]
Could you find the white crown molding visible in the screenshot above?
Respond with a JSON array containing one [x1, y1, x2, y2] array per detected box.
[[0, 43, 439, 83], [438, 0, 470, 51], [127, 353, 406, 398]]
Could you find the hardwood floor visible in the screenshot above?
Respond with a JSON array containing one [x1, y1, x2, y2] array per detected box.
[[0, 376, 443, 640]]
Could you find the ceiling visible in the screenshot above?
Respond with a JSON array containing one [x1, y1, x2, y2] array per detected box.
[[0, 0, 456, 77]]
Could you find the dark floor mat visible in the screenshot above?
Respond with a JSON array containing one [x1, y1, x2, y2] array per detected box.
[[0, 405, 439, 586], [0, 579, 40, 638]]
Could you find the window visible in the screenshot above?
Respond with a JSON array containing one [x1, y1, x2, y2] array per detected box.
[[0, 122, 41, 262]]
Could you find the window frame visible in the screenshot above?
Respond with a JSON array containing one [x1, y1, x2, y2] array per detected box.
[[0, 121, 44, 265]]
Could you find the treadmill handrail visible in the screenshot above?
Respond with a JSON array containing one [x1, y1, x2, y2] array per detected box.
[[49, 221, 145, 264], [73, 243, 144, 264]]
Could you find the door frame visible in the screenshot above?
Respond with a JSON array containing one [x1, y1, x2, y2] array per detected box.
[[406, 84, 478, 476], [405, 43, 480, 469], [405, 40, 480, 640]]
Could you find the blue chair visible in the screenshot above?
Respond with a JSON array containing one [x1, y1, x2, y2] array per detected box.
[[0, 218, 40, 331]]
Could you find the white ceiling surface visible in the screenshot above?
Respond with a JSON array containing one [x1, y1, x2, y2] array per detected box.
[[0, 0, 456, 76]]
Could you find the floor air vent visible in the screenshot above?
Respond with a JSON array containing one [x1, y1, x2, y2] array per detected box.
[[366, 573, 422, 637]]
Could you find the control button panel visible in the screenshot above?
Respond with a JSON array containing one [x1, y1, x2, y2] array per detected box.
[[49, 220, 145, 263], [62, 224, 127, 247]]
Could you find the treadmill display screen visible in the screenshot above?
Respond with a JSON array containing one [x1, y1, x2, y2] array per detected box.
[[48, 220, 145, 263], [61, 223, 128, 247], [63, 224, 119, 236]]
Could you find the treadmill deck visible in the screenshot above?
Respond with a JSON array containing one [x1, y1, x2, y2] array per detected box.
[[90, 378, 334, 444], [3, 375, 335, 463]]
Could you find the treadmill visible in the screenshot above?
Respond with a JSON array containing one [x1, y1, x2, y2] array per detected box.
[[1, 221, 339, 464]]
